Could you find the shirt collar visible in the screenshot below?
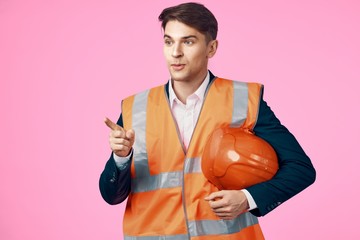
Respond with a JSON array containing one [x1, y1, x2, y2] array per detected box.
[[169, 71, 210, 108]]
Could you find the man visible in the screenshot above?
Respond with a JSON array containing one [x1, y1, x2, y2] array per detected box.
[[99, 2, 316, 239]]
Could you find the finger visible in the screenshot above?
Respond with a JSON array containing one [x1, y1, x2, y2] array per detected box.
[[212, 210, 234, 219], [111, 137, 131, 145], [211, 206, 230, 213], [126, 129, 135, 141], [111, 130, 126, 138], [204, 191, 224, 201], [104, 117, 124, 131], [208, 199, 227, 209], [112, 144, 131, 152], [213, 210, 237, 220], [218, 215, 235, 220], [215, 212, 232, 217]]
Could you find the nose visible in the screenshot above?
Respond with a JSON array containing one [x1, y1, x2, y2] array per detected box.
[[172, 43, 183, 58]]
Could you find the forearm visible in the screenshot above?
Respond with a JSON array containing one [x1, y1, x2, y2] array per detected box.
[[248, 97, 316, 216], [99, 154, 131, 205], [247, 150, 315, 216]]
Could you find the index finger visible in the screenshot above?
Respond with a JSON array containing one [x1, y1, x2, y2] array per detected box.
[[205, 191, 224, 201], [208, 198, 226, 209], [104, 117, 124, 131]]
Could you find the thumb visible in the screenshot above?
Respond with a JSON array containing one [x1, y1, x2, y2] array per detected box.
[[204, 191, 224, 201], [126, 129, 135, 141], [104, 117, 123, 131]]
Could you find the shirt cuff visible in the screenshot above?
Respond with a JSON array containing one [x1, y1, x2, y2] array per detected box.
[[113, 149, 132, 169], [241, 189, 258, 211]]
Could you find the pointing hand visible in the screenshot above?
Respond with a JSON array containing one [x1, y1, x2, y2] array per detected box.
[[104, 117, 135, 157]]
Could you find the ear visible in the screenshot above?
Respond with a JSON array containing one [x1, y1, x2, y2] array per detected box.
[[207, 40, 218, 58]]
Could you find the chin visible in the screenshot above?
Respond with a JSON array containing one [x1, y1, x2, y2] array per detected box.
[[170, 71, 190, 82]]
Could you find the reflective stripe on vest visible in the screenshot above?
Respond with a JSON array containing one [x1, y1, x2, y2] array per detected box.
[[132, 156, 221, 191], [132, 89, 150, 178], [122, 78, 263, 239], [188, 212, 258, 236], [124, 235, 188, 240], [132, 157, 200, 192], [231, 81, 248, 128], [124, 212, 258, 239]]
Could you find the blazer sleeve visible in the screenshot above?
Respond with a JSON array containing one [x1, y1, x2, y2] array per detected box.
[[246, 89, 316, 217], [99, 114, 132, 205]]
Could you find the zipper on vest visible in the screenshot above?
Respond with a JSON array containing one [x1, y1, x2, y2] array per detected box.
[[180, 79, 215, 238], [163, 79, 216, 239], [181, 158, 191, 240], [164, 86, 191, 239]]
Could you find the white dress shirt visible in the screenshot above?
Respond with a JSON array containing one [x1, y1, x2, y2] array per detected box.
[[168, 72, 210, 150], [113, 71, 257, 210]]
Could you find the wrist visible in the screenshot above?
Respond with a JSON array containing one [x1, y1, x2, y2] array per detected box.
[[240, 189, 257, 210]]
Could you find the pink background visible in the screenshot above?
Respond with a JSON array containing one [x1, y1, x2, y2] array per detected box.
[[1, 0, 359, 239]]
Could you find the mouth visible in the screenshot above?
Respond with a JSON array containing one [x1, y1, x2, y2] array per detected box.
[[171, 64, 185, 71]]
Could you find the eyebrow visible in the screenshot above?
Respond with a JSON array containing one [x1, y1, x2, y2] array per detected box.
[[163, 34, 198, 40]]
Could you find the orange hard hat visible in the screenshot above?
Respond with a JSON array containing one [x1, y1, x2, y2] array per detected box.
[[201, 127, 279, 190]]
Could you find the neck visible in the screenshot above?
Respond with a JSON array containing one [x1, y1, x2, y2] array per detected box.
[[172, 70, 207, 104]]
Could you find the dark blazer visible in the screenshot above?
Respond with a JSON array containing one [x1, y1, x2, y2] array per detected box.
[[99, 72, 316, 217]]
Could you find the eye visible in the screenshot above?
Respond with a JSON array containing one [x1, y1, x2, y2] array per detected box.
[[164, 39, 173, 46], [184, 40, 194, 45]]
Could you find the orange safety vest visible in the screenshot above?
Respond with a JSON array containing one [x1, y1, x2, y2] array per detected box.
[[121, 78, 264, 240]]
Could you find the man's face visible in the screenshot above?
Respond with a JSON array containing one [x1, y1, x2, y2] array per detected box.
[[163, 20, 217, 83]]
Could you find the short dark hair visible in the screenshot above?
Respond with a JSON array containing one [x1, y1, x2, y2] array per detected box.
[[158, 2, 218, 42]]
